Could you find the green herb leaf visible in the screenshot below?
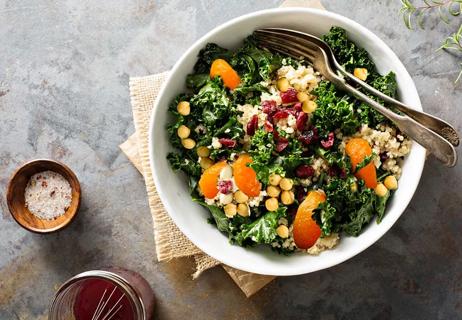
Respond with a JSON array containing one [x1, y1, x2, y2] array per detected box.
[[235, 207, 286, 245], [195, 201, 231, 233], [354, 153, 376, 173]]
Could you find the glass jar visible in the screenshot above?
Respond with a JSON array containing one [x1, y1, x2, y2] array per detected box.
[[49, 267, 155, 320]]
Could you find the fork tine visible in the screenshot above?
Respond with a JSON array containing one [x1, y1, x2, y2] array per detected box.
[[256, 35, 317, 60], [254, 29, 319, 54], [254, 34, 316, 61], [256, 38, 315, 62]]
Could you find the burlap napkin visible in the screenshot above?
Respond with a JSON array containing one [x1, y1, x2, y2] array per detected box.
[[120, 0, 325, 297]]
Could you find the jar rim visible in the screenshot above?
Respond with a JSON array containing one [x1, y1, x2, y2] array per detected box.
[[49, 270, 146, 320]]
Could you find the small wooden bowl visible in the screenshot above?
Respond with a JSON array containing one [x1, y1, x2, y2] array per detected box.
[[7, 159, 81, 233]]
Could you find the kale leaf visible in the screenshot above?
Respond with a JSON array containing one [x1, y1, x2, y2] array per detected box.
[[194, 200, 231, 233], [312, 81, 360, 136], [375, 190, 391, 223], [323, 27, 376, 74], [322, 27, 399, 128], [235, 207, 286, 245], [167, 152, 201, 191], [314, 176, 393, 236], [193, 43, 233, 74]]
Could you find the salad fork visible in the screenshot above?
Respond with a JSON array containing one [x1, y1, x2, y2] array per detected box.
[[255, 28, 459, 148], [254, 28, 458, 167]]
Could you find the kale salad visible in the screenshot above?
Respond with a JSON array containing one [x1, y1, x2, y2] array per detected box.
[[167, 27, 411, 255]]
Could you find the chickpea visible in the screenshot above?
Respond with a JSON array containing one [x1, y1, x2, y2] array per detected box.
[[354, 68, 368, 81], [269, 173, 282, 186], [276, 225, 289, 238], [281, 190, 295, 205], [302, 100, 317, 113], [374, 183, 388, 197], [177, 125, 190, 139], [219, 193, 233, 205], [237, 203, 249, 217], [266, 185, 281, 198], [296, 91, 309, 102], [265, 197, 279, 212], [177, 101, 191, 116], [181, 138, 196, 149], [277, 77, 290, 92], [233, 190, 249, 204], [350, 182, 358, 192], [199, 157, 214, 170], [196, 146, 210, 158], [224, 203, 237, 218], [384, 175, 398, 190], [279, 178, 293, 191]]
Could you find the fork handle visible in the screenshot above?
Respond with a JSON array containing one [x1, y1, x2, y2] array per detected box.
[[341, 82, 458, 167], [338, 68, 460, 147]]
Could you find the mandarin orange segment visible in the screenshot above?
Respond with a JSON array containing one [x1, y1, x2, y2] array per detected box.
[[345, 138, 377, 189], [293, 190, 325, 249], [210, 59, 241, 90], [232, 154, 261, 197], [198, 161, 227, 199]]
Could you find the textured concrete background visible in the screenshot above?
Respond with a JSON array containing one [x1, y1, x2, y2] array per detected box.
[[0, 0, 461, 319]]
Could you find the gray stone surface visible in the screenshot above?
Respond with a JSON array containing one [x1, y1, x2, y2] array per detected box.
[[0, 0, 461, 319]]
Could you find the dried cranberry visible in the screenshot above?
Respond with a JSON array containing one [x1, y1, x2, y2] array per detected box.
[[296, 112, 308, 131], [380, 152, 388, 162], [339, 168, 347, 179], [295, 164, 315, 178], [327, 167, 337, 177], [320, 132, 335, 149], [280, 88, 298, 104], [217, 180, 233, 194], [246, 115, 258, 136], [275, 136, 289, 152], [273, 110, 289, 121], [262, 100, 277, 114], [264, 120, 274, 132], [293, 102, 302, 112], [287, 206, 298, 223], [218, 138, 236, 148], [298, 129, 318, 145], [295, 186, 307, 203]]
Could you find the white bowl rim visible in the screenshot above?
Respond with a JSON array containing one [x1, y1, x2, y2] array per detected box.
[[148, 7, 426, 276]]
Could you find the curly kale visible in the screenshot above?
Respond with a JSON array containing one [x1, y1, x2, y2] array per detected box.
[[312, 81, 360, 136], [193, 43, 233, 74], [235, 207, 287, 246], [322, 27, 399, 128], [313, 176, 392, 236], [248, 130, 284, 185]]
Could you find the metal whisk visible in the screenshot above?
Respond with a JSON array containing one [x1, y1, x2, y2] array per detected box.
[[91, 286, 125, 320]]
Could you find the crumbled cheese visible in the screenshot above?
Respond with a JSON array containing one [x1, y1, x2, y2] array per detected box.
[[248, 190, 267, 207], [194, 124, 207, 134], [211, 137, 222, 149]]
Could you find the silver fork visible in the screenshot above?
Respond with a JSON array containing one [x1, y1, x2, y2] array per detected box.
[[256, 28, 459, 148], [254, 28, 458, 167]]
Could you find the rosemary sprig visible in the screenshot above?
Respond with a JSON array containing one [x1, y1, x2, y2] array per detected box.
[[438, 24, 462, 81], [400, 0, 462, 83], [400, 0, 462, 29]]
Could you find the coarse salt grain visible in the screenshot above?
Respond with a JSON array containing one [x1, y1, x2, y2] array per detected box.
[[25, 171, 72, 220]]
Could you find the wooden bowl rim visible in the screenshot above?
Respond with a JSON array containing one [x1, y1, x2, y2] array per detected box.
[[6, 159, 81, 234]]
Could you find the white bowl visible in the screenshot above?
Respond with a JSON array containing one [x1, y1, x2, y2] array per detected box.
[[149, 8, 425, 276]]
